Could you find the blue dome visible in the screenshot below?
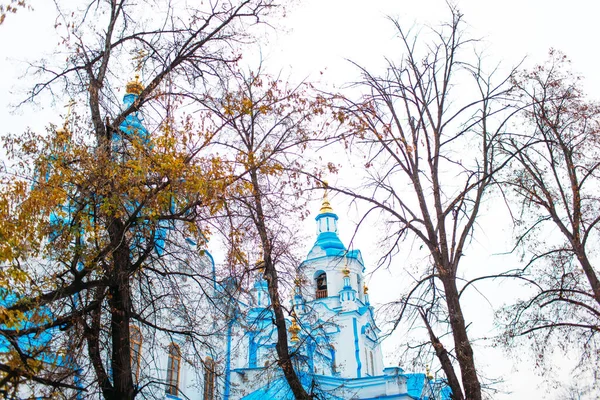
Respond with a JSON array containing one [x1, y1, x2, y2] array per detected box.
[[117, 93, 149, 144], [314, 231, 345, 251]]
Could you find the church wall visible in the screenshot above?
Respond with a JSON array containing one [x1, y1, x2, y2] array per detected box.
[[4, 84, 446, 400]]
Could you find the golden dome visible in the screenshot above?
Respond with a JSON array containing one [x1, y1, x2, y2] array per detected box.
[[341, 265, 350, 277], [289, 313, 300, 343], [363, 285, 369, 295], [126, 74, 144, 95]]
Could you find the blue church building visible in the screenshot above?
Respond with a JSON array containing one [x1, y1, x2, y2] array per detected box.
[[222, 193, 451, 399], [0, 75, 451, 400]]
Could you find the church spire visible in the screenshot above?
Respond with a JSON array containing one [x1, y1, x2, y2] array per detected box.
[[320, 185, 334, 214], [126, 49, 146, 96], [310, 184, 344, 254], [119, 66, 149, 144]]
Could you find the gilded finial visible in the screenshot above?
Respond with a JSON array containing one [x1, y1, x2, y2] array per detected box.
[[425, 365, 433, 380], [255, 250, 265, 274], [294, 276, 301, 287], [289, 313, 300, 343], [57, 99, 76, 134], [126, 49, 147, 95], [363, 285, 369, 295], [320, 181, 333, 214], [341, 265, 350, 277]]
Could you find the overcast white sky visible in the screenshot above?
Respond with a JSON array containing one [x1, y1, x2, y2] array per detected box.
[[273, 1, 598, 398], [1, 0, 599, 398], [269, 1, 600, 398]]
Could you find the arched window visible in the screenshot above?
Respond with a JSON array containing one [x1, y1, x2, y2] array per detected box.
[[315, 272, 328, 299], [130, 326, 142, 383], [166, 343, 181, 395], [356, 274, 362, 300], [203, 357, 215, 400]]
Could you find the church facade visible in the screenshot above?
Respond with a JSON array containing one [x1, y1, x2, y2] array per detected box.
[[118, 72, 451, 398], [211, 195, 451, 399], [0, 79, 450, 400]]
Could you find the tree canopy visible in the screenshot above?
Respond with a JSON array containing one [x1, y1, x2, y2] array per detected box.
[[1, 1, 599, 399]]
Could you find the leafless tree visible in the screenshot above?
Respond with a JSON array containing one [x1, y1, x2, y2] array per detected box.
[[333, 8, 516, 400], [498, 50, 600, 387]]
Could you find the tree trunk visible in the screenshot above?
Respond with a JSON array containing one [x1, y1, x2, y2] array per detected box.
[[107, 218, 135, 400], [86, 288, 114, 399], [442, 274, 481, 400], [249, 170, 310, 400], [420, 309, 465, 400], [573, 242, 600, 308]]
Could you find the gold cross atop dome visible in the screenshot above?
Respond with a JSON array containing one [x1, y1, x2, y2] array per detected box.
[[320, 183, 334, 214], [126, 49, 147, 95], [56, 99, 76, 134]]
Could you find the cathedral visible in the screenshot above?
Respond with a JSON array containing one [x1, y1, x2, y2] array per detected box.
[[112, 79, 452, 399], [0, 77, 451, 400], [214, 194, 451, 399]]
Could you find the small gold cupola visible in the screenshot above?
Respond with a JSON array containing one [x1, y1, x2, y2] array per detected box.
[[289, 312, 300, 343], [126, 73, 144, 96], [426, 365, 434, 380], [341, 264, 350, 278]]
